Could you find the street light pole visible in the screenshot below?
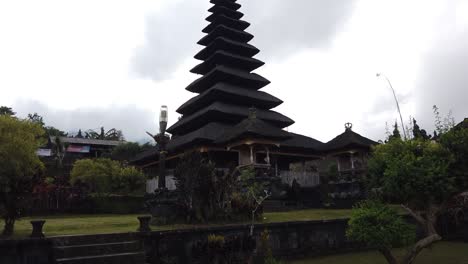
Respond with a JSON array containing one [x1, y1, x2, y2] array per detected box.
[[376, 73, 408, 140]]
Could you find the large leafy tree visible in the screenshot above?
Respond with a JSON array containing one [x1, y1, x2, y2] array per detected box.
[[366, 138, 455, 263], [0, 115, 45, 236], [347, 200, 415, 264], [439, 120, 468, 190]]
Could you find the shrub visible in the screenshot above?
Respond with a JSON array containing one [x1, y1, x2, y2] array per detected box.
[[70, 158, 145, 195]]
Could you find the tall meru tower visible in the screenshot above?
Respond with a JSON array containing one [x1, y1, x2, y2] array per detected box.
[[166, 0, 295, 152]]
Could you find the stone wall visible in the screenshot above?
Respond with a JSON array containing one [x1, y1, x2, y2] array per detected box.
[[1, 217, 465, 264], [0, 238, 53, 264]]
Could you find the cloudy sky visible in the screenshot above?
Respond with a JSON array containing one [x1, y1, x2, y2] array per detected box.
[[0, 0, 467, 142]]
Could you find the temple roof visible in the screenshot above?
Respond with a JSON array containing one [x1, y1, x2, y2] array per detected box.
[[214, 111, 291, 144], [323, 125, 378, 152], [49, 136, 123, 147], [185, 65, 270, 93], [191, 50, 264, 75], [280, 132, 325, 152], [195, 37, 259, 60], [198, 25, 253, 46], [165, 0, 295, 150], [177, 82, 282, 115], [209, 0, 241, 11], [206, 7, 244, 22], [168, 122, 231, 151], [202, 15, 249, 33], [167, 101, 294, 135]]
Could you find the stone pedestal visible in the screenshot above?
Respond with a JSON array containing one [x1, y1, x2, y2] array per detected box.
[[137, 216, 152, 232], [30, 220, 46, 238]]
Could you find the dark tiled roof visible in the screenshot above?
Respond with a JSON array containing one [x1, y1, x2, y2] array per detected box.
[[214, 116, 291, 144], [191, 50, 264, 75], [203, 14, 248, 33], [167, 122, 231, 151], [323, 128, 378, 152], [50, 136, 123, 147], [195, 37, 259, 61], [177, 82, 282, 114], [280, 132, 325, 151], [167, 101, 294, 135], [185, 65, 270, 93]]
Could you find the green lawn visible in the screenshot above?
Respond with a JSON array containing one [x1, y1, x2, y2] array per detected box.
[[11, 208, 358, 237], [289, 242, 468, 264], [10, 206, 407, 238]]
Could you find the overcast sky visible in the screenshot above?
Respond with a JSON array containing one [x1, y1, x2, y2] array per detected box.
[[0, 0, 467, 143]]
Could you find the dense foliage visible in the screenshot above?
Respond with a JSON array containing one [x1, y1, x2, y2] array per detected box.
[[368, 138, 454, 208], [362, 118, 468, 263], [70, 158, 145, 195], [439, 120, 468, 190], [174, 152, 238, 222], [347, 200, 415, 263], [0, 115, 45, 236]]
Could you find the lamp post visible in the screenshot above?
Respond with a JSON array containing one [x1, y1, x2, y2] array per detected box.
[[376, 73, 407, 140], [147, 105, 170, 190]]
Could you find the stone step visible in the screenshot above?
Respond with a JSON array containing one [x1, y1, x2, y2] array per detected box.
[[52, 233, 137, 247], [55, 252, 146, 264], [54, 241, 141, 259]]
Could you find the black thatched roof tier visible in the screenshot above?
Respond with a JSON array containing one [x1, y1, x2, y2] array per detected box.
[[214, 114, 291, 144], [177, 82, 282, 115], [186, 65, 270, 93], [203, 15, 249, 33], [195, 37, 259, 61], [191, 50, 264, 75], [210, 0, 241, 11], [198, 25, 253, 46], [324, 127, 378, 152], [168, 122, 231, 151], [206, 7, 244, 22], [280, 132, 324, 153], [165, 0, 295, 151], [167, 101, 294, 135]]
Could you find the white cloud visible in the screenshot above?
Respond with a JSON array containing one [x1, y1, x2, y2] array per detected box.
[[0, 0, 466, 144]]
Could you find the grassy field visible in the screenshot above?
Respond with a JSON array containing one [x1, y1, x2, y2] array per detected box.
[[11, 208, 358, 237], [289, 242, 468, 264]]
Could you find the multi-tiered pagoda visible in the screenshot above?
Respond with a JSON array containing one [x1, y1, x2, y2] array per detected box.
[[132, 0, 377, 195], [164, 0, 323, 168]]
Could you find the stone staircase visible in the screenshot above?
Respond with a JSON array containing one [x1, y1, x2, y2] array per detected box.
[[51, 233, 146, 264]]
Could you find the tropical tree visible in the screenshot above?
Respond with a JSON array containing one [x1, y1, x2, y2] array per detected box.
[[0, 115, 45, 236], [0, 106, 15, 116], [84, 127, 124, 141], [347, 200, 415, 264], [365, 137, 455, 263]]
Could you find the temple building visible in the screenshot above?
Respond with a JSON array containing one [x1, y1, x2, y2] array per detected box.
[[131, 0, 378, 205]]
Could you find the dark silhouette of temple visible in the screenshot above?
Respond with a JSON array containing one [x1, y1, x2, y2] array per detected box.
[[132, 0, 377, 206]]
